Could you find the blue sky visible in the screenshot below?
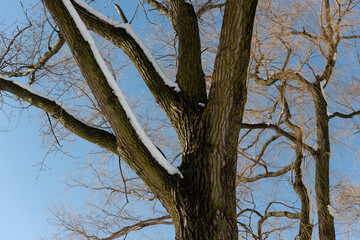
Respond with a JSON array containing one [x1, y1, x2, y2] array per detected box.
[[0, 2, 61, 239], [0, 107, 84, 239], [0, 1, 107, 239]]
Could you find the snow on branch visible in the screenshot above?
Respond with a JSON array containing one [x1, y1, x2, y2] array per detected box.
[[73, 0, 180, 92], [327, 205, 335, 217], [320, 80, 332, 116], [0, 75, 118, 153], [0, 75, 78, 119], [63, 0, 182, 176]]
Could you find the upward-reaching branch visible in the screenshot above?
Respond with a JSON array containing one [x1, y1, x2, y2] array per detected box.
[[208, 0, 258, 140], [145, 0, 170, 18], [169, 0, 207, 105]]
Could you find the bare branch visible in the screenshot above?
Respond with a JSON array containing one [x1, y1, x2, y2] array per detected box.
[[0, 34, 65, 85], [114, 4, 128, 23], [0, 76, 118, 153], [240, 123, 317, 156], [196, 2, 225, 18], [144, 0, 170, 18], [242, 162, 294, 183], [329, 110, 360, 119], [100, 215, 172, 240]]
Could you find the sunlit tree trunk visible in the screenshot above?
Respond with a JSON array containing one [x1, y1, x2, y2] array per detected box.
[[312, 82, 335, 240]]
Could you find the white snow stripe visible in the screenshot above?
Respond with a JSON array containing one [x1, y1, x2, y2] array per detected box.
[[0, 75, 84, 122], [327, 205, 335, 217], [123, 24, 180, 91], [62, 0, 182, 176], [320, 80, 332, 116], [73, 0, 180, 92]]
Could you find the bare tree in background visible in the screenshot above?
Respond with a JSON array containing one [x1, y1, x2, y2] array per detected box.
[[237, 0, 360, 239]]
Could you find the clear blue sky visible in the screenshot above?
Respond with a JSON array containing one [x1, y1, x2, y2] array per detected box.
[[0, 106, 86, 239]]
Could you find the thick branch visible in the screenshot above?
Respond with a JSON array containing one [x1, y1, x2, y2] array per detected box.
[[340, 35, 360, 39], [207, 0, 258, 138], [292, 145, 314, 240], [169, 0, 207, 104], [263, 211, 300, 220], [250, 71, 289, 86], [311, 80, 335, 239], [290, 29, 322, 41], [250, 70, 312, 88], [0, 76, 118, 153]]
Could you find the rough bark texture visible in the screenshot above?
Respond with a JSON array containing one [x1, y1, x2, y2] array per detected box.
[[172, 0, 258, 239], [293, 146, 314, 240], [312, 82, 335, 240]]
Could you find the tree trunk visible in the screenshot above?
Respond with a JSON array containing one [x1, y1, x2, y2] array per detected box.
[[293, 145, 314, 240], [312, 82, 335, 240], [172, 146, 238, 240]]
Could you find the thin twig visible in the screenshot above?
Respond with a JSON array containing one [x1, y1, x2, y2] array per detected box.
[[46, 112, 62, 147], [118, 156, 129, 203]]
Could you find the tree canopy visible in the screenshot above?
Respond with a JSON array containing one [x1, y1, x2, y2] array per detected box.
[[1, 0, 360, 239]]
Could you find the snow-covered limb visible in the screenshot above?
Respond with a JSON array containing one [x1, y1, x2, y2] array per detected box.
[[122, 24, 180, 92], [0, 75, 79, 120], [333, 52, 337, 61], [0, 75, 118, 153], [73, 0, 122, 26], [63, 0, 182, 176], [327, 205, 335, 217], [320, 80, 332, 116], [73, 0, 180, 92]]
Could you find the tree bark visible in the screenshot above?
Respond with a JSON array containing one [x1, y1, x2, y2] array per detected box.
[[293, 146, 314, 240], [171, 0, 258, 239], [312, 82, 335, 240]]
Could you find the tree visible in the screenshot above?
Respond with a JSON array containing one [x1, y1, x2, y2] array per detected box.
[[2, 0, 360, 239], [237, 0, 360, 239], [0, 0, 258, 239]]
